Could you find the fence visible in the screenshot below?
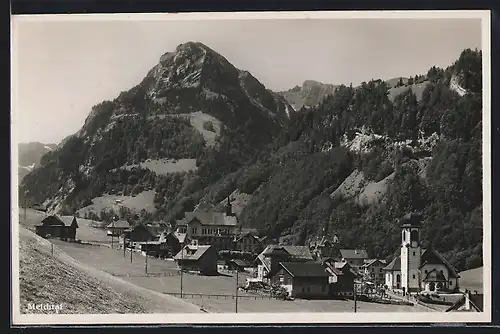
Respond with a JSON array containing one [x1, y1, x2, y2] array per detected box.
[[163, 292, 279, 300], [111, 272, 181, 278]]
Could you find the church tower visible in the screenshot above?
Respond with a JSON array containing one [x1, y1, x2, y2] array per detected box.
[[400, 212, 422, 295]]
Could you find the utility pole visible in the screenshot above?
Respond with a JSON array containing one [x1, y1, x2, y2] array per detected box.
[[145, 253, 148, 274], [180, 241, 184, 298], [51, 243, 54, 256], [353, 282, 357, 313], [130, 244, 133, 263], [235, 269, 239, 313]]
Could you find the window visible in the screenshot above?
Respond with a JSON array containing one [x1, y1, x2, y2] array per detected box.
[[424, 270, 428, 274], [449, 280, 452, 285], [412, 274, 416, 279], [412, 251, 416, 256]]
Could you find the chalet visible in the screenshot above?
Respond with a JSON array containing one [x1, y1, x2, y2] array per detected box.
[[227, 259, 253, 272], [176, 209, 238, 251], [383, 255, 402, 289], [106, 220, 130, 237], [134, 231, 182, 258], [361, 259, 387, 286], [323, 260, 357, 297], [445, 291, 483, 312], [124, 223, 160, 245], [35, 215, 78, 240], [256, 245, 314, 283], [339, 249, 369, 271], [173, 242, 218, 275], [233, 231, 263, 254], [270, 261, 330, 299]]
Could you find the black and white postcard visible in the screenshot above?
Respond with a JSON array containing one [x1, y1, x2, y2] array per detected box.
[[10, 10, 491, 325]]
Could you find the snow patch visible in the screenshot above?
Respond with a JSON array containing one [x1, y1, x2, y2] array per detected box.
[[44, 145, 53, 151]]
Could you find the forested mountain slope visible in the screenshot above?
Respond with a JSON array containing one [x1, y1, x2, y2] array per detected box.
[[20, 47, 483, 272]]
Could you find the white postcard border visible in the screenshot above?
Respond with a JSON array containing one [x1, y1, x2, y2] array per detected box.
[[10, 10, 492, 325]]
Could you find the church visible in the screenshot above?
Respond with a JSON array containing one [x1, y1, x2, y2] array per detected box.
[[383, 212, 460, 295]]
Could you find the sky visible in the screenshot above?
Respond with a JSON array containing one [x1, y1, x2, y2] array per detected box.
[[12, 15, 483, 145]]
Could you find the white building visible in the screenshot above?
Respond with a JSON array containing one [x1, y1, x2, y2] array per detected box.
[[384, 212, 460, 295]]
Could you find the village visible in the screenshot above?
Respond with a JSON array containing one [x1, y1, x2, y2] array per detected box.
[[22, 199, 483, 313]]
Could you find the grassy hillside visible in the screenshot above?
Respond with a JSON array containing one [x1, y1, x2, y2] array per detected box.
[[458, 266, 483, 293], [18, 226, 202, 314]]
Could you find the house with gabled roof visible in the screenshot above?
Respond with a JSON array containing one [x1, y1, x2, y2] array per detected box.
[[361, 258, 387, 286], [255, 245, 314, 283], [106, 220, 131, 237], [35, 214, 79, 240], [233, 231, 263, 254], [323, 260, 357, 297], [176, 201, 239, 251], [339, 249, 369, 271], [269, 261, 330, 299], [173, 242, 218, 275], [125, 223, 159, 244]]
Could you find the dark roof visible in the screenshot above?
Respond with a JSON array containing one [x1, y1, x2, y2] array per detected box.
[[340, 249, 368, 260], [174, 245, 212, 261], [362, 259, 387, 268], [400, 212, 422, 227], [230, 259, 252, 267], [177, 211, 238, 227], [423, 269, 447, 282], [420, 248, 459, 278], [324, 262, 343, 276], [106, 220, 130, 229], [40, 215, 78, 228], [234, 232, 260, 242], [132, 223, 159, 237], [382, 256, 401, 271], [279, 261, 330, 278], [260, 245, 313, 261]]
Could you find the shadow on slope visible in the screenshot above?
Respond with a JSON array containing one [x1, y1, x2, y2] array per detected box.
[[18, 227, 203, 314]]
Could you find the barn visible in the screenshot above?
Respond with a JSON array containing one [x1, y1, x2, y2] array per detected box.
[[35, 215, 79, 240]]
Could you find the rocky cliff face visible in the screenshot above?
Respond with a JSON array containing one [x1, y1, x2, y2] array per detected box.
[[20, 41, 293, 214], [278, 80, 338, 111]]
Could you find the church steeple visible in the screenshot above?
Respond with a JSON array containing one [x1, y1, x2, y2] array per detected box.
[[400, 212, 422, 295]]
